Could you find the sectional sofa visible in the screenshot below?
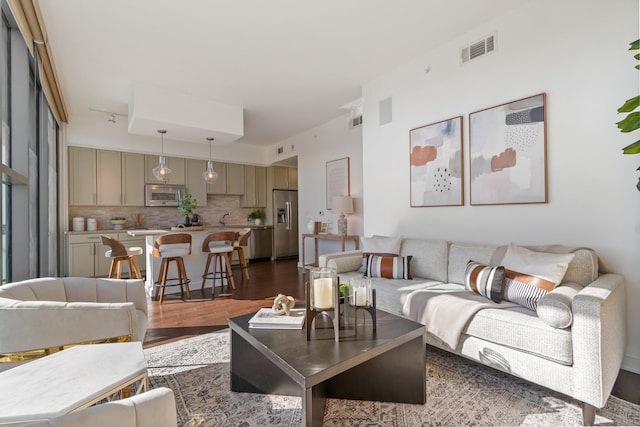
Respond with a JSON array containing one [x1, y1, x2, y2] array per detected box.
[[319, 236, 626, 426]]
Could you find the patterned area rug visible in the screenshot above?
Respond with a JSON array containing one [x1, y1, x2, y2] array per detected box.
[[144, 330, 640, 426]]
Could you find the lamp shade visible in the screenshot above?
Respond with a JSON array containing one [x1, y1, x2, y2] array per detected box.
[[332, 196, 354, 215]]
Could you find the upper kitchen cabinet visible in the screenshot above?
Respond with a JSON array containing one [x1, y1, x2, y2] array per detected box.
[[97, 150, 122, 205], [121, 153, 145, 206], [144, 155, 186, 185], [241, 165, 267, 207], [69, 147, 97, 205], [185, 159, 208, 205], [69, 148, 145, 207], [207, 162, 244, 195], [271, 166, 298, 190]]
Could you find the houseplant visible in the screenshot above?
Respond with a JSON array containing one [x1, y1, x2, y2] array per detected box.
[[616, 39, 640, 191], [247, 209, 266, 225], [177, 193, 198, 225]]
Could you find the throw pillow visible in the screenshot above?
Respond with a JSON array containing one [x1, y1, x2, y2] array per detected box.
[[536, 282, 582, 329], [500, 243, 575, 287], [366, 255, 412, 280], [465, 261, 505, 303], [503, 269, 555, 311], [358, 236, 404, 273]]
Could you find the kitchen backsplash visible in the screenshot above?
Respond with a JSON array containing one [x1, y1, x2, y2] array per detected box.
[[68, 195, 263, 231]]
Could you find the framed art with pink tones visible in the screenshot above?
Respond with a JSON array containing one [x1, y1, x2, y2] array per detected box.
[[469, 93, 548, 205], [409, 116, 463, 207]]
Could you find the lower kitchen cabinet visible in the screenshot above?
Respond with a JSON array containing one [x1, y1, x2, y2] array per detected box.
[[66, 232, 146, 278]]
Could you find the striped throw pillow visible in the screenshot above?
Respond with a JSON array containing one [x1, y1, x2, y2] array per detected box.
[[366, 255, 412, 280], [465, 261, 505, 303], [503, 269, 556, 311]]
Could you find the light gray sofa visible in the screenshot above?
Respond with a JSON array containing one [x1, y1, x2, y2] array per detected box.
[[319, 238, 626, 425], [0, 277, 148, 372]]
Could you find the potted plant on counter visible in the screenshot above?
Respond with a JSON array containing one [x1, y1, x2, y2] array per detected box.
[[178, 193, 198, 225], [247, 209, 266, 225]]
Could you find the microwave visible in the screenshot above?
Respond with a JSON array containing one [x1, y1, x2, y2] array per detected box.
[[145, 184, 186, 207]]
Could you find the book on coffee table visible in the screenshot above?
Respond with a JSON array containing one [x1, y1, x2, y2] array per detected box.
[[248, 308, 306, 329]]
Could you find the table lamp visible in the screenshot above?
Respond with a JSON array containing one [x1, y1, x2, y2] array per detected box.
[[332, 196, 354, 236]]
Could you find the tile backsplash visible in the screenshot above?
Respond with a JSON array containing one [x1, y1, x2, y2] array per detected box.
[[68, 195, 264, 231]]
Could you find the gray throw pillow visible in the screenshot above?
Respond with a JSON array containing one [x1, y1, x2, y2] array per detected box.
[[536, 282, 582, 329]]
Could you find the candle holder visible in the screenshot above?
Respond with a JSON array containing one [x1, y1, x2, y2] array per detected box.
[[306, 267, 340, 342], [346, 277, 376, 332]]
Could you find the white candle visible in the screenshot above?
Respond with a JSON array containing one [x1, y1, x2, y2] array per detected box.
[[351, 285, 367, 306], [313, 278, 334, 309]]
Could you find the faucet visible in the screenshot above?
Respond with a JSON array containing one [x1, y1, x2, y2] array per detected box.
[[220, 213, 230, 225]]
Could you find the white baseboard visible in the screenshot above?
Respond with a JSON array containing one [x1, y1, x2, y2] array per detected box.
[[621, 354, 640, 374]]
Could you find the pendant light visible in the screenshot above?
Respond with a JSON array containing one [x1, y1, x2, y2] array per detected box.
[[153, 129, 172, 181], [203, 137, 219, 183]]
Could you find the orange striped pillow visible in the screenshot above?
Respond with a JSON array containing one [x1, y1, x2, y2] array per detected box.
[[365, 255, 412, 280]]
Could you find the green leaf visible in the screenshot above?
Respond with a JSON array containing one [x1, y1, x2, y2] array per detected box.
[[635, 53, 640, 60], [616, 112, 640, 132], [623, 140, 640, 154], [631, 39, 640, 50], [618, 96, 640, 113], [636, 176, 640, 192]]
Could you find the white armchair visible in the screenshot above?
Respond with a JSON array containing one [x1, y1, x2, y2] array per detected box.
[[23, 387, 177, 427], [0, 277, 148, 372]]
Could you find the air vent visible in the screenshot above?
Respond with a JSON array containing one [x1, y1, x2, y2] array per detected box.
[[350, 115, 363, 128], [277, 146, 284, 154], [461, 33, 497, 64]]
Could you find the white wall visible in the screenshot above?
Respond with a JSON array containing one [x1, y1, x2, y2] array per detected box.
[[276, 115, 364, 263], [361, 0, 640, 372]]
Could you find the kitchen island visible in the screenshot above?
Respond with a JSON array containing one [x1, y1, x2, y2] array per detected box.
[[127, 226, 261, 297]]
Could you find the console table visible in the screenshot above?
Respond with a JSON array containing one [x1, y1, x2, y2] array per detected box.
[[301, 233, 359, 267]]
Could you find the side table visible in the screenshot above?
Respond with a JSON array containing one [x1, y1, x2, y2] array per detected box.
[[301, 233, 360, 267]]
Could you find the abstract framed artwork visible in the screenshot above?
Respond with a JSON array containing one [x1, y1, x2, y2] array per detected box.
[[326, 157, 350, 210], [469, 93, 548, 205], [409, 116, 463, 207]]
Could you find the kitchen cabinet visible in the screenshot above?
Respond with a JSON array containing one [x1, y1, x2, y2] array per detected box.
[[207, 163, 244, 195], [185, 159, 208, 206], [97, 150, 122, 205], [66, 232, 146, 278], [122, 153, 145, 206], [271, 166, 298, 190], [69, 147, 97, 205], [145, 155, 186, 185], [70, 148, 145, 207], [241, 165, 267, 207]]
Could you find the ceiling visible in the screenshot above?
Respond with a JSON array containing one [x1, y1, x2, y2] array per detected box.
[[36, 0, 528, 147]]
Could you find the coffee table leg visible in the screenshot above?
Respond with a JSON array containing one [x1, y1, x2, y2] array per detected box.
[[303, 383, 327, 427]]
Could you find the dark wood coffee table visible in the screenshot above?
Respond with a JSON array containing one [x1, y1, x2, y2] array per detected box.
[[229, 308, 426, 427]]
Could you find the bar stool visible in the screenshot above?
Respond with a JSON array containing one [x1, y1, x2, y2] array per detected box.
[[232, 229, 251, 282], [201, 231, 237, 299], [100, 235, 143, 279], [152, 233, 192, 304]]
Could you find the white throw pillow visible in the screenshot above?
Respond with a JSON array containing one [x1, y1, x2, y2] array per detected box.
[[360, 236, 403, 256], [501, 243, 575, 286]]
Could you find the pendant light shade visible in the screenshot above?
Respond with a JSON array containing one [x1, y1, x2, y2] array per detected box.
[[153, 129, 172, 181], [203, 137, 219, 183]]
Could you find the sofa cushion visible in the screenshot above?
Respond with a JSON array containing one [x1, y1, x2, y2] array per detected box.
[[0, 278, 67, 302], [463, 306, 573, 365], [501, 244, 575, 310], [366, 255, 412, 279], [399, 238, 449, 282], [536, 282, 582, 329], [465, 261, 505, 303], [449, 243, 501, 285], [361, 236, 403, 256]]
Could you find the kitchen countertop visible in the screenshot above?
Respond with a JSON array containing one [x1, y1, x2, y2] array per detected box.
[[65, 224, 273, 235]]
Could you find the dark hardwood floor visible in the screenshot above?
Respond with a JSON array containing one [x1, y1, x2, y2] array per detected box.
[[143, 258, 640, 406]]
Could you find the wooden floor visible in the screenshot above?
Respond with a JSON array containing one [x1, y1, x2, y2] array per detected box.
[[143, 258, 640, 406]]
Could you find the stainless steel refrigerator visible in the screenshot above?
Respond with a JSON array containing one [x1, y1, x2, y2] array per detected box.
[[272, 190, 299, 259]]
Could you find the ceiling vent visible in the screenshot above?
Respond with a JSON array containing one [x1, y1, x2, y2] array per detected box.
[[461, 33, 497, 64], [349, 114, 363, 128]]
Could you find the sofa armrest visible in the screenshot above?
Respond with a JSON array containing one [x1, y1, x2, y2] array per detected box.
[[0, 299, 140, 354], [571, 273, 626, 407], [318, 250, 363, 268]]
